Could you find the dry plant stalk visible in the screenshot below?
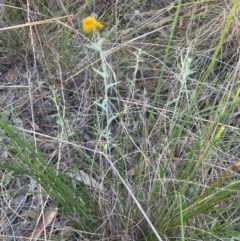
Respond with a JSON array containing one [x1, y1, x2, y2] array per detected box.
[[0, 15, 73, 31]]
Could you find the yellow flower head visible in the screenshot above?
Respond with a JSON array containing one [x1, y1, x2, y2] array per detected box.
[[82, 16, 104, 33]]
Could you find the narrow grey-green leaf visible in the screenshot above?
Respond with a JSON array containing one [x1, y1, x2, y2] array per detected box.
[[85, 43, 100, 51], [106, 81, 121, 90], [93, 68, 107, 78], [107, 114, 119, 126]]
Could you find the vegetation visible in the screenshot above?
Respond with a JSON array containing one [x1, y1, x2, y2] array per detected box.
[[0, 0, 240, 240]]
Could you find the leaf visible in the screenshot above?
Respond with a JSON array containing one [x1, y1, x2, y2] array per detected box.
[[74, 170, 103, 190], [85, 43, 100, 51], [106, 81, 121, 90], [5, 66, 18, 82], [107, 114, 119, 126], [167, 97, 180, 106], [98, 37, 106, 46], [94, 99, 107, 111], [31, 207, 58, 239], [93, 67, 107, 78]]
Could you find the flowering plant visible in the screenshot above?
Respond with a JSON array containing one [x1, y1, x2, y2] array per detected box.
[[82, 16, 104, 33]]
